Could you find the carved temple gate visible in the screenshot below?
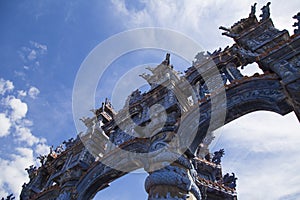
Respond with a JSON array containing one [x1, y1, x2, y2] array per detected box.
[[18, 3, 300, 200]]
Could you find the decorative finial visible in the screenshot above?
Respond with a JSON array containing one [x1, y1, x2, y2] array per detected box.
[[259, 2, 271, 21], [293, 12, 300, 35], [161, 53, 170, 66], [249, 3, 257, 18]]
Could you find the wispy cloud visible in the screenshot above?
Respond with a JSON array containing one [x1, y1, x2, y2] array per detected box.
[[110, 0, 300, 50], [0, 79, 14, 96], [18, 41, 47, 70], [28, 86, 40, 99]]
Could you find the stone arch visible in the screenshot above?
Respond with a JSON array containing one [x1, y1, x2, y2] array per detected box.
[[76, 139, 149, 200], [181, 74, 293, 153]]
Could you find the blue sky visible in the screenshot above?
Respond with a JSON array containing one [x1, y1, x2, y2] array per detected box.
[[0, 1, 300, 199]]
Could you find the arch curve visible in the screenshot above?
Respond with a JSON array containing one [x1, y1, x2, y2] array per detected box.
[[182, 74, 293, 153]]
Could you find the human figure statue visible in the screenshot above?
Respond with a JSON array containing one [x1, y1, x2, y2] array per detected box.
[[293, 12, 300, 35], [249, 3, 257, 18], [259, 2, 271, 21]]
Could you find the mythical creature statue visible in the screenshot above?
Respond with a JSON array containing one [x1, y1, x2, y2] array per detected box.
[[161, 53, 170, 66], [25, 165, 37, 179], [259, 2, 271, 21], [293, 12, 300, 35], [63, 138, 75, 149], [1, 194, 15, 200], [37, 154, 47, 166], [223, 173, 238, 189], [232, 46, 259, 67], [219, 26, 240, 39], [212, 149, 225, 165], [249, 3, 257, 18]]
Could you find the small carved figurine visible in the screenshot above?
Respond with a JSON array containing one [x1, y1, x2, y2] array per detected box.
[[249, 3, 257, 18], [161, 53, 170, 66], [259, 2, 271, 21], [293, 12, 300, 35], [1, 194, 15, 200], [212, 149, 225, 165], [223, 172, 238, 189], [63, 138, 74, 149], [37, 154, 47, 166]]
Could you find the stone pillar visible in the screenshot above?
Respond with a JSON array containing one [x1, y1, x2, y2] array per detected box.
[[143, 109, 202, 199], [271, 60, 300, 121], [57, 168, 82, 200], [145, 152, 201, 200]]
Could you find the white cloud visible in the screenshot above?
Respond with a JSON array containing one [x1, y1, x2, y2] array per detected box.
[[27, 50, 37, 61], [7, 97, 28, 121], [17, 90, 27, 98], [35, 143, 50, 156], [0, 113, 11, 137], [23, 66, 29, 70], [110, 0, 248, 49], [0, 77, 49, 197], [212, 112, 300, 200], [18, 41, 47, 69], [29, 41, 47, 54], [110, 0, 300, 50], [0, 79, 14, 96], [28, 86, 40, 99], [14, 71, 26, 80], [14, 126, 40, 146], [0, 148, 34, 197]]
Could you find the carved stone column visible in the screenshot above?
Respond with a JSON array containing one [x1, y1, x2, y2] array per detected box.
[[143, 109, 201, 199], [145, 152, 201, 200], [270, 60, 300, 120], [57, 168, 82, 200]]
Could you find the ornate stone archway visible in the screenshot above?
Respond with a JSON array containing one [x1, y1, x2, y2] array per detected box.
[[19, 3, 300, 200]]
